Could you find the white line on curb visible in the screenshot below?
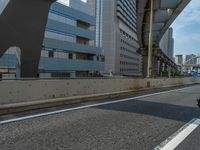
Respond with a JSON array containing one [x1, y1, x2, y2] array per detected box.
[[154, 118, 200, 150], [0, 86, 194, 125]]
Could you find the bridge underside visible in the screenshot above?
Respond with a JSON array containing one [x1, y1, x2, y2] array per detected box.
[[140, 48, 177, 77], [0, 0, 55, 77], [137, 0, 191, 77]]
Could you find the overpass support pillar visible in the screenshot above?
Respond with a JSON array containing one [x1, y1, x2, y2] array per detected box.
[[142, 55, 148, 77], [147, 0, 154, 78], [140, 48, 161, 77], [140, 48, 148, 77], [151, 56, 160, 77]]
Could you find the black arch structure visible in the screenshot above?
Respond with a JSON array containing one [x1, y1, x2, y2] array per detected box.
[[0, 0, 56, 77]]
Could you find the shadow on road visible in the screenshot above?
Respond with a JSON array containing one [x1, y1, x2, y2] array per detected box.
[[96, 99, 200, 123]]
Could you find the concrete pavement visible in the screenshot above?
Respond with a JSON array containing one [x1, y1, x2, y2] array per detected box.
[[0, 84, 200, 150]]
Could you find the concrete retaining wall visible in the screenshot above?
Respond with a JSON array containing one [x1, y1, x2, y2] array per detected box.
[[0, 77, 199, 105]]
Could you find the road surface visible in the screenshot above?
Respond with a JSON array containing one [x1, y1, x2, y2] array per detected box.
[[0, 84, 200, 150]]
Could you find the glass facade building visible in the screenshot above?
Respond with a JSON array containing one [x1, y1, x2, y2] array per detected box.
[[159, 27, 174, 60]]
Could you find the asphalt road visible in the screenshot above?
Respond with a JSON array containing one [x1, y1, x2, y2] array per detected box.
[[0, 84, 200, 150]]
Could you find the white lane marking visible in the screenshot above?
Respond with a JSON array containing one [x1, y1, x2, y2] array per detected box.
[[0, 86, 195, 125], [154, 118, 200, 150]]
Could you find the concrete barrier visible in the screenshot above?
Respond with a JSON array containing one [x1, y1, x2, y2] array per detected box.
[[0, 77, 199, 115], [0, 77, 199, 106]]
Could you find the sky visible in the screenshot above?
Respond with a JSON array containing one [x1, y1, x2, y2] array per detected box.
[[57, 0, 87, 6], [171, 0, 200, 55]]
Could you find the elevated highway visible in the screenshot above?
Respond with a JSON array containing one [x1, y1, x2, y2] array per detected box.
[[137, 0, 191, 77], [177, 64, 200, 67]]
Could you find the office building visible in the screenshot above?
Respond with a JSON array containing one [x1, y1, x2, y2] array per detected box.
[[0, 0, 104, 78], [197, 57, 200, 73], [159, 27, 174, 60], [197, 57, 200, 64], [185, 54, 197, 64], [175, 54, 199, 65], [175, 55, 183, 64], [89, 0, 142, 76]]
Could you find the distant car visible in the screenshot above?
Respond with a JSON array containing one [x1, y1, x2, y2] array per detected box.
[[192, 72, 200, 78]]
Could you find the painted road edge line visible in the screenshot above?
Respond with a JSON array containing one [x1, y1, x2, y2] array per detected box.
[[154, 118, 200, 150], [0, 85, 194, 125]]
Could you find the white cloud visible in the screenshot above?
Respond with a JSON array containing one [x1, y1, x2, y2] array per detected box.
[[191, 34, 200, 41], [171, 0, 200, 54], [81, 0, 87, 3], [172, 0, 200, 30], [175, 33, 200, 43], [57, 0, 70, 6]]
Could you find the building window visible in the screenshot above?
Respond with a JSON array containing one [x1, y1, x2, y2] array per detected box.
[[49, 51, 54, 58], [69, 53, 73, 59]]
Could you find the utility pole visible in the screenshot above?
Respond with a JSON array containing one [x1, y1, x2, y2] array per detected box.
[[147, 0, 154, 78]]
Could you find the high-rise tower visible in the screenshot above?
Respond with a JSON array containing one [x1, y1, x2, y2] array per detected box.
[[89, 0, 142, 76]]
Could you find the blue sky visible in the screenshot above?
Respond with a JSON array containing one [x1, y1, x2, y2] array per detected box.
[[171, 0, 200, 55]]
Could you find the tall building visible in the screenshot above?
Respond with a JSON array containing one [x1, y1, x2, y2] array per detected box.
[[175, 55, 183, 64], [159, 27, 174, 60], [88, 0, 103, 48], [197, 57, 200, 64], [197, 57, 200, 73], [0, 0, 105, 78], [175, 54, 199, 65], [185, 54, 197, 64], [89, 0, 142, 76]]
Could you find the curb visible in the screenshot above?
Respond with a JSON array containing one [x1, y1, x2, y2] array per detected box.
[[0, 90, 137, 115]]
